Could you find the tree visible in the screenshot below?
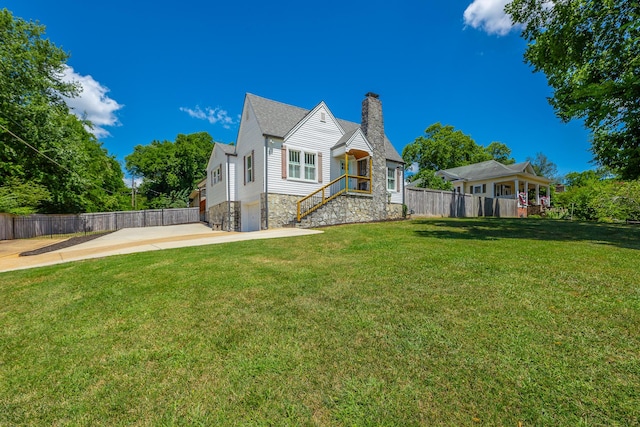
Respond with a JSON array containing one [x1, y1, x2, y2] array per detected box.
[[564, 169, 608, 187], [0, 8, 129, 213], [526, 152, 558, 182], [402, 123, 515, 189], [485, 141, 515, 164], [506, 0, 640, 179], [0, 178, 50, 215], [125, 132, 214, 208]]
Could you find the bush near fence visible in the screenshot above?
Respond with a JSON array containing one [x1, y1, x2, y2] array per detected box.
[[0, 208, 200, 240], [405, 187, 517, 218]]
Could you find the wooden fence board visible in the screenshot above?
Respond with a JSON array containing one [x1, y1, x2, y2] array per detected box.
[[0, 213, 13, 240], [405, 188, 517, 218], [1, 207, 200, 240]]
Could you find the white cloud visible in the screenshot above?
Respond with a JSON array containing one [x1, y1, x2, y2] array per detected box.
[[60, 65, 123, 138], [180, 106, 238, 129], [463, 0, 516, 36]]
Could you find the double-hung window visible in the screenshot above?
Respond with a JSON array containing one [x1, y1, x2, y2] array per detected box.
[[289, 150, 301, 179], [473, 184, 486, 194], [244, 150, 254, 184], [387, 167, 396, 191], [287, 148, 317, 181], [212, 166, 221, 185], [304, 153, 316, 180]]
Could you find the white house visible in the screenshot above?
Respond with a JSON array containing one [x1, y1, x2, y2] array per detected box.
[[436, 160, 552, 207], [206, 93, 404, 231]]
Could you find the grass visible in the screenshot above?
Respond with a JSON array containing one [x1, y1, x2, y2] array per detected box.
[[0, 218, 639, 426]]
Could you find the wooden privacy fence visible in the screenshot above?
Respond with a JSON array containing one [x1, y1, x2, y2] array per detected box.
[[0, 208, 200, 240], [405, 187, 517, 218]]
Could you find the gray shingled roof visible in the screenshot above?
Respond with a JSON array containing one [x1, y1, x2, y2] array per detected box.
[[245, 93, 403, 163], [332, 128, 360, 149], [437, 160, 549, 182], [246, 94, 309, 139], [216, 142, 237, 155]]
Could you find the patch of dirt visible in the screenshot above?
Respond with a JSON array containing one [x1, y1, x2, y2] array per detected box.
[[20, 232, 114, 256]]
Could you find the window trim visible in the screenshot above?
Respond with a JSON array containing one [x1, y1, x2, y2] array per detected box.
[[244, 150, 255, 185], [473, 184, 487, 194], [285, 146, 319, 183], [387, 167, 396, 192], [212, 165, 222, 185]]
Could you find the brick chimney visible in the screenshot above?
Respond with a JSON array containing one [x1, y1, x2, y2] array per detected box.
[[361, 92, 387, 220]]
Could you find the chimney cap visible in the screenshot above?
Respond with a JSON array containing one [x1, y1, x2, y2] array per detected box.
[[364, 92, 379, 99]]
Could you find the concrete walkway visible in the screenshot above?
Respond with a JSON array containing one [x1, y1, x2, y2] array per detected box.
[[0, 224, 322, 273]]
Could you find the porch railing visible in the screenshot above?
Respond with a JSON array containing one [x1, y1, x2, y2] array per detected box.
[[297, 173, 371, 221]]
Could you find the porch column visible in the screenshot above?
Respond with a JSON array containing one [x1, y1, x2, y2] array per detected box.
[[489, 181, 495, 198], [547, 185, 551, 206], [369, 156, 373, 194], [345, 153, 349, 191], [535, 184, 540, 205], [514, 179, 519, 200]]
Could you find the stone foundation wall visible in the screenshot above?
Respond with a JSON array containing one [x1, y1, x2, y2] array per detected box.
[[267, 192, 403, 229], [208, 201, 240, 231], [266, 193, 299, 228]]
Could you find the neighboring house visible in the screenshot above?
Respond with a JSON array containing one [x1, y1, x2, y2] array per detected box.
[[435, 160, 552, 207], [206, 92, 404, 231], [188, 178, 207, 208], [188, 178, 207, 221]]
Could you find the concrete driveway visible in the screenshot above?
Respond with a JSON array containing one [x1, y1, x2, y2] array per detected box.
[[0, 224, 322, 273]]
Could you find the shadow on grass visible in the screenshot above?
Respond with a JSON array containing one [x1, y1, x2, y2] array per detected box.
[[412, 217, 640, 250]]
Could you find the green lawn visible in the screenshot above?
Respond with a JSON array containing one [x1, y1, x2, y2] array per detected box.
[[1, 218, 639, 426]]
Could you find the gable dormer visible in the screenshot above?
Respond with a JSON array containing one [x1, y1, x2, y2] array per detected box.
[[331, 127, 373, 158], [283, 101, 345, 141]]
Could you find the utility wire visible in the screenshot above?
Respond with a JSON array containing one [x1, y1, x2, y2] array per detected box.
[[0, 122, 132, 196], [0, 122, 78, 178], [1, 114, 176, 199]]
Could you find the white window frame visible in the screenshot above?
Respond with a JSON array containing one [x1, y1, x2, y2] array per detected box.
[[289, 149, 301, 179], [387, 167, 396, 192], [304, 152, 316, 181], [246, 152, 253, 183], [212, 166, 221, 185], [473, 184, 487, 194], [286, 147, 318, 182]]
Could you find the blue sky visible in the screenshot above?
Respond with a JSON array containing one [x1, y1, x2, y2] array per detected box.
[[4, 0, 594, 177]]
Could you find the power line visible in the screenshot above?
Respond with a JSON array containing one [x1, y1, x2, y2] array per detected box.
[[0, 122, 131, 196], [0, 122, 78, 178]]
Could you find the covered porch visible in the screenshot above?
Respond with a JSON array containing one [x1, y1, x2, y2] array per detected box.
[[342, 149, 372, 193], [492, 177, 551, 207]]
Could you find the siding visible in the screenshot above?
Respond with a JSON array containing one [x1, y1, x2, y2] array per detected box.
[[228, 162, 236, 202], [268, 105, 341, 197], [237, 102, 264, 202], [386, 160, 404, 205], [206, 146, 228, 209], [345, 131, 371, 153]]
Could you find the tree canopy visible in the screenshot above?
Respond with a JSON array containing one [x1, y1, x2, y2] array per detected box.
[[526, 152, 559, 182], [506, 0, 640, 179], [125, 132, 214, 208], [402, 123, 515, 189], [0, 8, 129, 214]]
